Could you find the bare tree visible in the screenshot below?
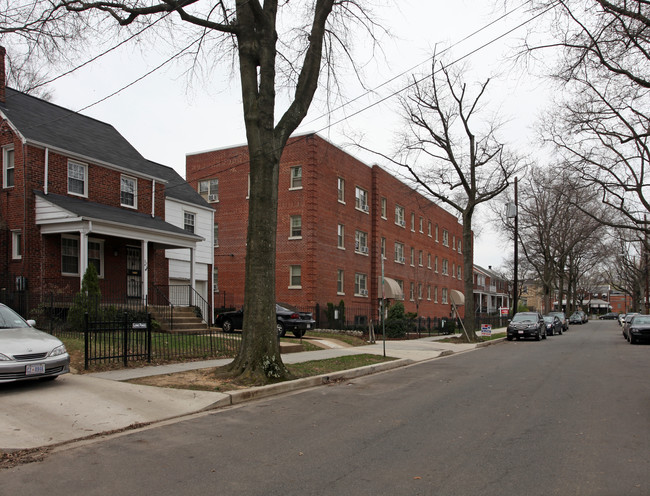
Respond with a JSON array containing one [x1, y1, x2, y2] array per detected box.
[[359, 60, 524, 342], [1, 0, 381, 382]]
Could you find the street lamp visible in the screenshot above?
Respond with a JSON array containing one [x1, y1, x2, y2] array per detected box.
[[506, 177, 518, 318]]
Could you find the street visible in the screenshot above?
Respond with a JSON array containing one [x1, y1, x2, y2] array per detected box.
[[1, 319, 648, 495]]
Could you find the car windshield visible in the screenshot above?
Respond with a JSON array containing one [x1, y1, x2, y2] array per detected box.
[[0, 305, 30, 329], [550, 312, 564, 319], [543, 316, 554, 323], [512, 314, 536, 323], [631, 316, 650, 325]]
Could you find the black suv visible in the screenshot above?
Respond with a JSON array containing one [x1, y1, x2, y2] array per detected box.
[[507, 312, 547, 341]]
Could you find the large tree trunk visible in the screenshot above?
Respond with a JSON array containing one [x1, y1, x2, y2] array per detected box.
[[462, 209, 479, 342]]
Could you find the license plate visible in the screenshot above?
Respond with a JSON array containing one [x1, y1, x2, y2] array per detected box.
[[26, 363, 45, 376], [518, 330, 524, 334], [306, 324, 311, 329]]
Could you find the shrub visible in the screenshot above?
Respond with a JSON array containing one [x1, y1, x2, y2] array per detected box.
[[66, 265, 101, 330]]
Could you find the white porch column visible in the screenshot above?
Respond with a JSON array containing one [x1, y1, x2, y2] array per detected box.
[[79, 229, 88, 286], [142, 239, 149, 302], [189, 247, 196, 306]]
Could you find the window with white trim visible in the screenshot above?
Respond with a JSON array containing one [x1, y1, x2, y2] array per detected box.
[[61, 236, 79, 275], [452, 263, 456, 278], [411, 212, 415, 232], [214, 224, 219, 247], [337, 269, 344, 294], [442, 229, 449, 247], [409, 282, 415, 301], [428, 221, 432, 237], [435, 224, 439, 242], [11, 230, 21, 259], [184, 212, 195, 234], [337, 224, 345, 249], [396, 279, 404, 300], [120, 175, 137, 208], [434, 256, 439, 273], [434, 286, 438, 303], [442, 259, 449, 275], [68, 160, 87, 196], [354, 273, 368, 296], [442, 288, 449, 304], [427, 284, 431, 301], [290, 166, 302, 189], [458, 240, 462, 253], [3, 146, 14, 188], [395, 205, 405, 227], [355, 230, 368, 254], [381, 237, 386, 259], [418, 283, 423, 300], [290, 215, 302, 238], [355, 187, 369, 212], [410, 246, 415, 266], [337, 177, 345, 203], [290, 265, 302, 288], [394, 242, 405, 263], [457, 265, 462, 279], [418, 250, 423, 267], [381, 197, 387, 219], [452, 236, 456, 250], [213, 267, 218, 293], [419, 217, 424, 233], [427, 253, 431, 269], [88, 239, 104, 277], [198, 178, 219, 202]]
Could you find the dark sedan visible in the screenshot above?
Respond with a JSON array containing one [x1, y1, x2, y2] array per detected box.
[[543, 315, 563, 336], [569, 312, 583, 325], [599, 312, 619, 320], [506, 312, 547, 341], [623, 314, 650, 344], [215, 303, 315, 338]]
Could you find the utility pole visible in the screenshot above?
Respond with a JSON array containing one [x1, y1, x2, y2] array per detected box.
[[507, 177, 519, 317]]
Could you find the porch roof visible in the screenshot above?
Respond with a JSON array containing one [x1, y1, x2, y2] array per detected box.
[[34, 191, 202, 249]]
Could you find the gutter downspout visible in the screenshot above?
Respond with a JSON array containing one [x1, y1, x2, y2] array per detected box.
[[44, 148, 48, 195], [151, 180, 155, 217]]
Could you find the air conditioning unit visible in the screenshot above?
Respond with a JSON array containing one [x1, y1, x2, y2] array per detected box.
[[400, 220, 406, 227], [361, 246, 368, 254], [208, 194, 218, 202], [399, 257, 405, 263], [363, 204, 369, 212], [361, 289, 368, 296]]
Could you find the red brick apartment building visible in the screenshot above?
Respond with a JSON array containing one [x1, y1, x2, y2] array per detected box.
[[186, 133, 465, 323]]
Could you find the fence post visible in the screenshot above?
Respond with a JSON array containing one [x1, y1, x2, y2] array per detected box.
[[147, 313, 152, 363], [123, 311, 129, 368], [315, 303, 320, 328], [84, 312, 89, 370]]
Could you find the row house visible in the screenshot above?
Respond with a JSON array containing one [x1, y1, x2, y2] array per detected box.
[[473, 265, 510, 315], [0, 47, 214, 318], [186, 133, 465, 323]]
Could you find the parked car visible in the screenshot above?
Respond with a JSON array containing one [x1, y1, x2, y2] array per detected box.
[[215, 303, 315, 338], [543, 315, 563, 336], [623, 314, 650, 344], [618, 313, 626, 326], [578, 310, 588, 323], [0, 303, 70, 383], [622, 313, 639, 337], [598, 312, 619, 320], [548, 311, 568, 332], [569, 312, 583, 325], [506, 312, 547, 341]]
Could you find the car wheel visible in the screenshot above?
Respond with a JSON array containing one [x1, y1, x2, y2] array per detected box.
[[506, 336, 513, 341], [558, 328, 563, 335], [292, 329, 306, 338], [542, 329, 547, 340], [276, 322, 286, 337], [548, 329, 554, 336], [629, 334, 636, 344], [222, 319, 233, 333], [535, 331, 541, 341]]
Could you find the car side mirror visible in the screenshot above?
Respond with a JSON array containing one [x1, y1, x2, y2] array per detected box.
[[26, 319, 36, 327]]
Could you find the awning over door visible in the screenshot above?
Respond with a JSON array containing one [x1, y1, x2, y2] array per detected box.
[[379, 277, 404, 300]]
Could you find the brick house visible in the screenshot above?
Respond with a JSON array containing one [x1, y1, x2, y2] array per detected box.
[[186, 133, 465, 324], [473, 265, 511, 315], [0, 47, 213, 318]]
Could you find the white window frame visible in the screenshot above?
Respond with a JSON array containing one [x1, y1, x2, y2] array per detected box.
[[184, 211, 196, 234], [428, 221, 432, 237], [457, 265, 462, 279], [418, 250, 423, 267], [442, 288, 449, 304], [337, 269, 344, 295], [290, 166, 303, 189], [410, 246, 415, 266], [381, 237, 386, 259], [395, 205, 405, 227], [435, 224, 439, 242], [120, 175, 137, 208], [337, 177, 345, 203], [88, 238, 105, 278], [419, 217, 424, 233], [289, 215, 302, 239], [442, 229, 449, 247], [60, 236, 105, 278], [3, 145, 14, 188], [214, 224, 219, 247], [427, 253, 431, 269], [434, 286, 438, 303], [355, 230, 369, 255], [409, 282, 415, 301], [458, 240, 462, 254], [337, 224, 345, 249], [68, 160, 88, 197], [199, 178, 219, 202], [394, 242, 405, 264], [442, 259, 449, 276], [427, 284, 431, 301], [355, 186, 369, 212], [11, 230, 21, 260], [411, 212, 415, 232], [289, 265, 302, 288], [213, 267, 219, 293], [435, 256, 439, 273], [354, 272, 368, 297], [61, 235, 80, 276], [452, 263, 456, 278], [381, 197, 387, 219]]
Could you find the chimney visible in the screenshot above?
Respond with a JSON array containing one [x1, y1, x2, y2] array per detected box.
[[488, 265, 492, 270], [0, 46, 5, 103]]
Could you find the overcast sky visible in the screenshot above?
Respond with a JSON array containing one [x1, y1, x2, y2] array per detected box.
[[34, 0, 548, 272]]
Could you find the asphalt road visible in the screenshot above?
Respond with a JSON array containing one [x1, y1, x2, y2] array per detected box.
[[1, 319, 648, 495]]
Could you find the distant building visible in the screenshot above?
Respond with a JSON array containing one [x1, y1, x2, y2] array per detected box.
[[186, 133, 466, 324], [473, 265, 510, 315]]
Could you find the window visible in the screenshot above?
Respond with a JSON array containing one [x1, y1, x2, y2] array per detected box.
[[458, 240, 462, 254], [427, 285, 431, 301], [68, 161, 87, 196], [354, 273, 368, 296], [355, 187, 369, 212], [434, 256, 439, 273], [337, 177, 345, 203], [442, 229, 449, 247], [337, 224, 345, 249], [247, 173, 251, 198], [442, 259, 449, 275], [442, 288, 448, 304], [395, 205, 405, 227], [418, 283, 423, 300], [409, 282, 415, 301], [419, 250, 423, 267], [290, 215, 302, 238], [419, 217, 424, 233], [410, 246, 415, 266], [452, 236, 456, 250], [337, 269, 344, 294], [434, 286, 438, 303], [3, 146, 14, 188], [214, 224, 219, 247], [457, 265, 462, 279], [427, 253, 431, 269], [290, 166, 302, 189], [411, 212, 415, 231], [88, 239, 104, 277], [428, 221, 432, 237], [213, 267, 218, 293], [184, 212, 195, 233], [61, 236, 79, 275], [381, 197, 387, 219], [11, 230, 21, 259], [355, 230, 368, 254], [120, 175, 137, 208], [452, 263, 456, 278], [394, 242, 405, 263], [198, 178, 219, 202], [396, 280, 404, 300], [290, 265, 302, 288], [381, 237, 386, 259]]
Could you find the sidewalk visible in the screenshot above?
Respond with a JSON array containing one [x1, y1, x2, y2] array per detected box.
[[1, 332, 504, 451]]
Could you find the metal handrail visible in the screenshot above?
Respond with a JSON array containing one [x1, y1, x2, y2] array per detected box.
[[149, 285, 174, 330]]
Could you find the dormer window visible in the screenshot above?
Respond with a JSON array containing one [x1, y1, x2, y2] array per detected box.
[[120, 175, 137, 208], [68, 160, 87, 197]]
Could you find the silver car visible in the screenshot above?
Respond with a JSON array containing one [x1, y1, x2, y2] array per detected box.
[[0, 303, 70, 383]]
